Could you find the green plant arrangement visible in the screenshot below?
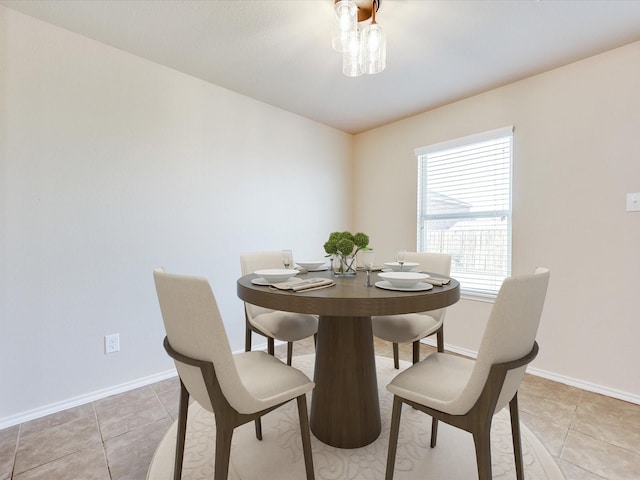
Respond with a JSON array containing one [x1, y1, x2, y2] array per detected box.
[[323, 231, 371, 276]]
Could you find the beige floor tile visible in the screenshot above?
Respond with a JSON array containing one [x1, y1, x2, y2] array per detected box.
[[104, 417, 172, 479], [520, 373, 583, 406], [152, 380, 196, 422], [557, 458, 607, 480], [520, 410, 569, 457], [14, 415, 102, 475], [154, 386, 181, 420], [94, 386, 158, 415], [290, 339, 316, 357], [13, 444, 109, 480], [149, 376, 180, 395], [96, 394, 170, 440], [113, 465, 151, 480], [517, 389, 577, 430], [0, 425, 19, 480], [561, 429, 640, 479], [19, 403, 95, 438], [579, 390, 640, 421], [572, 391, 640, 455]]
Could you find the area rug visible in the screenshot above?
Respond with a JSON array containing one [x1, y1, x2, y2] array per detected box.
[[147, 355, 564, 480]]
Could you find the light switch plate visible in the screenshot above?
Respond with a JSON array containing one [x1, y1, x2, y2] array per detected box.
[[627, 193, 640, 212]]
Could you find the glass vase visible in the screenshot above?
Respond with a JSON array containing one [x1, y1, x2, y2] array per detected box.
[[332, 254, 357, 277]]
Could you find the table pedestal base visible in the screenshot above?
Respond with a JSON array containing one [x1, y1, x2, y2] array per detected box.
[[310, 315, 381, 448]]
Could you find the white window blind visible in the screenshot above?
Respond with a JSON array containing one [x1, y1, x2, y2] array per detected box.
[[416, 126, 513, 296]]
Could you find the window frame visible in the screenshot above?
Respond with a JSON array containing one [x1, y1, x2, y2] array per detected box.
[[415, 126, 514, 299]]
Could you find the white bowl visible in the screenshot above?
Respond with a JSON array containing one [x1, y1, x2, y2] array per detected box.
[[296, 260, 326, 270], [383, 261, 420, 272], [378, 271, 430, 289], [254, 269, 299, 284]]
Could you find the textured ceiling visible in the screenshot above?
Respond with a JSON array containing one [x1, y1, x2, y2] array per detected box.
[[3, 0, 640, 134]]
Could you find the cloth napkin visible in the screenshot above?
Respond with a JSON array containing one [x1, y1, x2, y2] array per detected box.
[[271, 277, 335, 292], [422, 276, 451, 287]]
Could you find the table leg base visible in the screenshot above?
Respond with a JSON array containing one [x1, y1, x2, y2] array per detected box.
[[310, 315, 381, 448]]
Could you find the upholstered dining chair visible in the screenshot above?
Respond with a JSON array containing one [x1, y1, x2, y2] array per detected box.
[[385, 267, 550, 480], [240, 251, 318, 365], [153, 268, 315, 480], [372, 252, 452, 368]]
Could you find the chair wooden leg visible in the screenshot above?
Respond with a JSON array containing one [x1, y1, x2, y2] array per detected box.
[[267, 337, 275, 356], [213, 421, 235, 480], [430, 417, 439, 448], [472, 427, 493, 480], [436, 326, 444, 353], [392, 343, 400, 369], [509, 394, 524, 480], [287, 342, 293, 366], [412, 340, 420, 364], [254, 418, 262, 441], [297, 395, 315, 480], [173, 380, 189, 480], [245, 327, 252, 352], [385, 396, 403, 480]]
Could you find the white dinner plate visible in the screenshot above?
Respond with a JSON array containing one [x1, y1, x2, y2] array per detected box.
[[251, 277, 300, 286], [381, 267, 420, 273], [306, 266, 329, 272], [375, 280, 434, 292]]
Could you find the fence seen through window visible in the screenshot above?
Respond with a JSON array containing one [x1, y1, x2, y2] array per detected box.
[[416, 127, 513, 296]]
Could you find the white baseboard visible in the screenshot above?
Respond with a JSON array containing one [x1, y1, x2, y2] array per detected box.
[[420, 338, 640, 406]]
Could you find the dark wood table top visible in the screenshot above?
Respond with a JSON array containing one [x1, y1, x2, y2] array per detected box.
[[237, 269, 460, 317]]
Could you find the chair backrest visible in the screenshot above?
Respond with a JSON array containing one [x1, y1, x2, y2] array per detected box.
[[240, 252, 284, 318], [153, 268, 263, 413], [240, 251, 284, 275], [406, 252, 452, 320], [405, 252, 451, 276], [453, 268, 550, 414]]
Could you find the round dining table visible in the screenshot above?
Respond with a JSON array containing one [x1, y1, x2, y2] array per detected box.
[[237, 269, 460, 448]]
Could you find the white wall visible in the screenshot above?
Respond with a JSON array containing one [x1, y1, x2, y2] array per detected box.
[[353, 41, 640, 402], [0, 7, 352, 425]]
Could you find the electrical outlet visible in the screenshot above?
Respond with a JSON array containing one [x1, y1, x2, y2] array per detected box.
[[105, 334, 120, 354]]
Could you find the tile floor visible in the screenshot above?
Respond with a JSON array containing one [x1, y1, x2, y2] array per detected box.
[[1, 338, 639, 479]]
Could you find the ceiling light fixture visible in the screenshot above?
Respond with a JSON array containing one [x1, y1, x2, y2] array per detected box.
[[332, 0, 386, 77]]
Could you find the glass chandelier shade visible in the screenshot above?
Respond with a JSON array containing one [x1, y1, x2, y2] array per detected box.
[[360, 22, 386, 74], [343, 31, 364, 77], [332, 0, 386, 76], [332, 0, 358, 53]]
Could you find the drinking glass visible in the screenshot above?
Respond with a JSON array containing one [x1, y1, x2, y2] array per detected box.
[[396, 249, 406, 272], [361, 250, 375, 286], [282, 250, 293, 269]]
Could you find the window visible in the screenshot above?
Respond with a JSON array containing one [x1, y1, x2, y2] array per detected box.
[[416, 126, 513, 297]]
